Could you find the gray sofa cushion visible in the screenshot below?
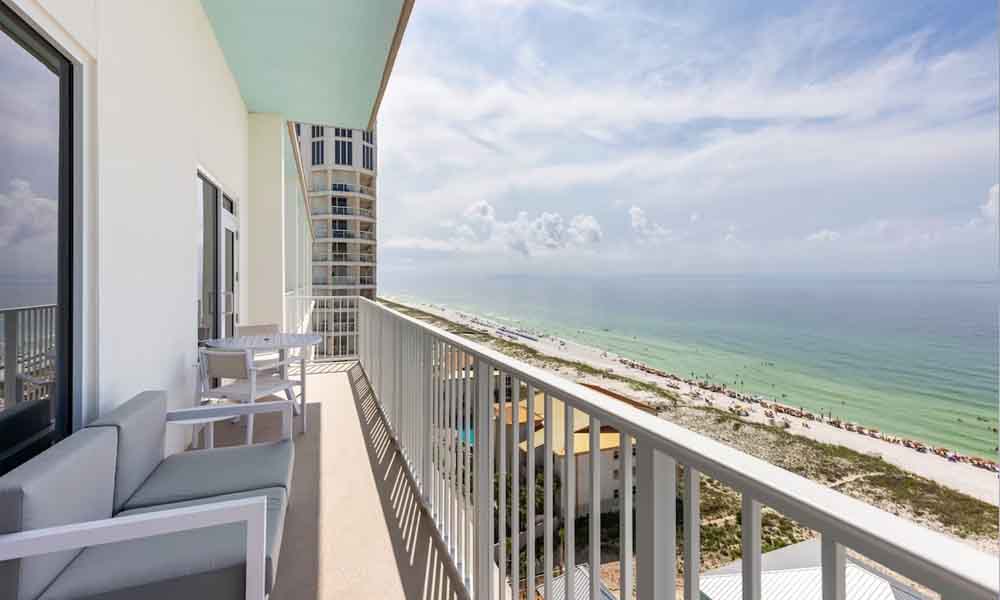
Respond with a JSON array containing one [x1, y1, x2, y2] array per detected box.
[[0, 428, 118, 600], [123, 439, 293, 510], [87, 390, 167, 511], [39, 487, 287, 599]]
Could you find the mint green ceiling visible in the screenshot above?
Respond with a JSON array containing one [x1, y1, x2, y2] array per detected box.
[[200, 0, 405, 128]]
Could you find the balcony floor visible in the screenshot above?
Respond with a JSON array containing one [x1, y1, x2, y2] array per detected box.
[[211, 363, 466, 600]]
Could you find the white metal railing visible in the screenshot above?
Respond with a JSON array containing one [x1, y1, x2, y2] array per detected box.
[[287, 295, 359, 360], [312, 206, 375, 218], [1, 304, 57, 410], [358, 230, 376, 241], [357, 298, 999, 600], [313, 252, 377, 264], [328, 183, 375, 196]]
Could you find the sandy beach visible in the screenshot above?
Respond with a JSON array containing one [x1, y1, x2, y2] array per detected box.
[[394, 298, 999, 506]]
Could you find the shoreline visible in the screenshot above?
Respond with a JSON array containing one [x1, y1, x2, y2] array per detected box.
[[389, 297, 1000, 507]]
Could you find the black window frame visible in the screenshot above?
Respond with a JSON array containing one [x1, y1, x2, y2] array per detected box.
[[0, 2, 75, 472]]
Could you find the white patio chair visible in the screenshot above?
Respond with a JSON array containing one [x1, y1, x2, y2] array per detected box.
[[198, 347, 298, 445], [235, 323, 287, 375]]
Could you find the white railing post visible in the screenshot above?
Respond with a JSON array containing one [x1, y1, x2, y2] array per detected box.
[[588, 417, 601, 600], [822, 536, 846, 600], [741, 496, 761, 600], [526, 384, 536, 597], [543, 393, 554, 600], [563, 404, 575, 594], [422, 332, 432, 504], [684, 466, 701, 600], [4, 311, 18, 405], [620, 434, 633, 600], [636, 444, 676, 599], [498, 373, 507, 600], [474, 358, 493, 600], [510, 377, 520, 600]]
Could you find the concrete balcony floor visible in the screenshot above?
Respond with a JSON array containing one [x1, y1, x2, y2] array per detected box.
[[210, 363, 466, 600]]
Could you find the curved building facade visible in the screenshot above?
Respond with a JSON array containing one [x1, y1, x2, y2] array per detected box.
[[296, 123, 377, 358]]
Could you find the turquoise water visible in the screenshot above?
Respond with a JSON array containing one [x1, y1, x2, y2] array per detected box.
[[383, 274, 999, 459]]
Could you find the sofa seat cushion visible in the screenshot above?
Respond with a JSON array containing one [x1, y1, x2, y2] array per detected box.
[[39, 487, 287, 599], [123, 439, 293, 510]]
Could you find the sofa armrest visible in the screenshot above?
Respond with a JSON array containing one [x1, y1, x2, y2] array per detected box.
[[167, 400, 294, 439], [0, 497, 268, 600]]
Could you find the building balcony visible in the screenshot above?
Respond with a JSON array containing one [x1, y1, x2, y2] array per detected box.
[[167, 298, 1000, 599], [309, 183, 375, 198], [310, 206, 375, 220], [312, 252, 377, 264]]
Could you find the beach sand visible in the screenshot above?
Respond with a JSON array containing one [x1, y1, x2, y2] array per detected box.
[[400, 299, 999, 507]]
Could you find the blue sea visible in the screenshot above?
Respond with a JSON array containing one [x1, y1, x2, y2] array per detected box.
[[383, 274, 999, 458]]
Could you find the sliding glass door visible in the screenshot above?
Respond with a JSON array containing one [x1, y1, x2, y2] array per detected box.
[[0, 4, 74, 474], [197, 176, 238, 345]]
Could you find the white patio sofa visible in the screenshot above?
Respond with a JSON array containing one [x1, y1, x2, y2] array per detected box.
[[0, 390, 294, 599]]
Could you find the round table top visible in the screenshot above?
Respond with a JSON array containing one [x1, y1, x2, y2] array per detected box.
[[203, 333, 323, 351]]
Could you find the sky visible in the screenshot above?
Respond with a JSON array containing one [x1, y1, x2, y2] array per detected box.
[[0, 22, 59, 291], [376, 0, 998, 280]]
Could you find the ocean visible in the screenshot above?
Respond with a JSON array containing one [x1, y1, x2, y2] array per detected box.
[[383, 273, 999, 459]]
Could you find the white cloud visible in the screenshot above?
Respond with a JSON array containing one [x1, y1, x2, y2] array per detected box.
[[628, 206, 672, 243], [981, 184, 998, 223], [690, 212, 700, 223], [388, 200, 602, 257], [806, 229, 842, 242], [0, 178, 57, 248]]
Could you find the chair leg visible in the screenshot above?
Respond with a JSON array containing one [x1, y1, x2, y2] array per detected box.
[[245, 408, 254, 445], [300, 357, 307, 433]]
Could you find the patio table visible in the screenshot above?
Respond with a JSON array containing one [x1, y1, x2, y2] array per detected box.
[[204, 333, 322, 432]]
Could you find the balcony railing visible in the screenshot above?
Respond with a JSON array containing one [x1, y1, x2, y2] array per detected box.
[[311, 206, 375, 218], [312, 253, 377, 264], [314, 229, 355, 240], [357, 298, 999, 600], [1, 304, 57, 410], [327, 183, 375, 196], [358, 230, 376, 241]]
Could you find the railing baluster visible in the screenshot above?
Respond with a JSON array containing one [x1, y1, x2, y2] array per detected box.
[[445, 344, 453, 553], [498, 372, 507, 600], [511, 377, 520, 599], [526, 385, 536, 598], [620, 433, 633, 600], [543, 392, 553, 600], [464, 352, 473, 588], [422, 331, 431, 502], [741, 496, 761, 600], [636, 444, 676, 599], [563, 402, 575, 595], [684, 466, 701, 600], [822, 536, 845, 600], [473, 359, 495, 600], [589, 416, 601, 600]]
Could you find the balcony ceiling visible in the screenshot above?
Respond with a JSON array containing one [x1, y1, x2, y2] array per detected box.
[[200, 0, 411, 129]]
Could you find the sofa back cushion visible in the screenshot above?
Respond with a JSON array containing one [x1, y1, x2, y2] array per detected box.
[[0, 427, 118, 600], [87, 390, 166, 511]]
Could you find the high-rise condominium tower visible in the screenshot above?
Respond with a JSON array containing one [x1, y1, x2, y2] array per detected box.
[[296, 123, 376, 359]]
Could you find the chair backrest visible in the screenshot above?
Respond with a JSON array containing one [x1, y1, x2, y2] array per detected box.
[[0, 427, 118, 600], [86, 390, 167, 511], [200, 348, 251, 382], [236, 323, 279, 337]]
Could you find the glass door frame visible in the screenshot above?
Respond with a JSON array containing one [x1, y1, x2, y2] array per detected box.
[[197, 170, 240, 344], [0, 2, 74, 473]]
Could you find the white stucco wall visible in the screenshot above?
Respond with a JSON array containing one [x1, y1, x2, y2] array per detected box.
[[10, 0, 250, 454], [247, 113, 286, 327]]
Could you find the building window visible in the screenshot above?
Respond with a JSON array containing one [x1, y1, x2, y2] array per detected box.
[[295, 123, 301, 137], [612, 469, 619, 480], [335, 127, 353, 138], [613, 489, 620, 500], [311, 125, 324, 138], [312, 140, 324, 165], [0, 3, 75, 473], [335, 140, 353, 166]]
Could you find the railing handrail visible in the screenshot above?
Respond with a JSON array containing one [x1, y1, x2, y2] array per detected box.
[[359, 297, 999, 599], [0, 303, 57, 314]]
